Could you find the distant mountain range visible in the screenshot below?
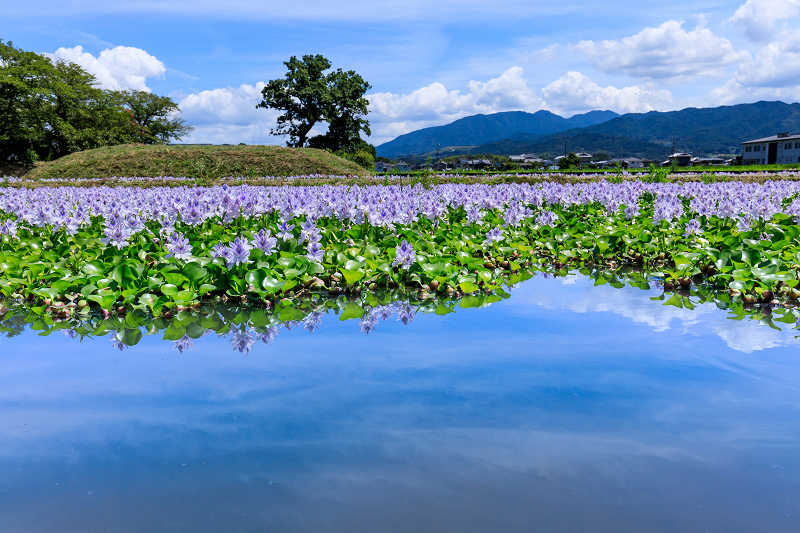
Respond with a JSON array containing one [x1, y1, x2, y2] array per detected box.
[[375, 110, 619, 157], [375, 101, 800, 160]]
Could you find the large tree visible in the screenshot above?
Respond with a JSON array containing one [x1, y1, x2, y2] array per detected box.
[[257, 54, 371, 151], [111, 89, 193, 144], [0, 40, 192, 162]]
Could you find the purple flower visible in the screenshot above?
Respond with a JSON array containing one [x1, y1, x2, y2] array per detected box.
[[210, 241, 229, 260], [257, 327, 280, 345], [225, 236, 252, 268], [396, 303, 415, 325], [277, 221, 295, 241], [483, 225, 504, 246], [685, 218, 701, 235], [0, 219, 18, 238], [535, 209, 558, 227], [300, 220, 320, 244], [101, 225, 132, 250], [306, 241, 324, 263], [359, 313, 378, 334], [173, 334, 194, 353], [230, 330, 256, 354], [392, 239, 416, 270], [165, 232, 193, 260], [252, 229, 277, 255]]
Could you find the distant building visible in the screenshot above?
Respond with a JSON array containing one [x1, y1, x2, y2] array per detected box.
[[574, 152, 593, 164], [375, 161, 392, 173], [741, 132, 800, 165], [669, 152, 693, 167]]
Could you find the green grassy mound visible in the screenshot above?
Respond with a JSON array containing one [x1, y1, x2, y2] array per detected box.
[[11, 144, 370, 180]]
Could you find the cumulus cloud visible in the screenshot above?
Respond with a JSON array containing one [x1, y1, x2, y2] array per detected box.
[[573, 19, 748, 83], [707, 29, 800, 104], [367, 66, 543, 142], [729, 0, 800, 42], [45, 45, 166, 91], [542, 71, 674, 115], [177, 82, 289, 144]]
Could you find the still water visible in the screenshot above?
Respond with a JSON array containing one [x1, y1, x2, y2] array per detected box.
[[1, 274, 800, 532]]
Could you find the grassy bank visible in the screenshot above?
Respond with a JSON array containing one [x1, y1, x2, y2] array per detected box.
[[1, 144, 370, 180]]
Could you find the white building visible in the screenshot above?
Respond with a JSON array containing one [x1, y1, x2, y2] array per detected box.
[[741, 132, 800, 165]]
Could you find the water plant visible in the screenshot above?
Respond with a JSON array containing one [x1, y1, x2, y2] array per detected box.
[[2, 180, 800, 314]]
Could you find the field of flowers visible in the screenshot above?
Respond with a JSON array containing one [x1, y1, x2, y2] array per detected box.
[[2, 180, 800, 321]]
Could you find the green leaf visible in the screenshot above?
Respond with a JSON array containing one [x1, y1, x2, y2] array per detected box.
[[198, 283, 217, 296], [262, 277, 286, 294], [81, 260, 106, 277], [112, 264, 139, 288], [161, 284, 179, 298], [116, 328, 143, 346], [459, 282, 479, 293], [183, 262, 208, 282], [340, 302, 365, 320], [279, 307, 305, 322], [340, 268, 365, 285], [459, 295, 481, 308]]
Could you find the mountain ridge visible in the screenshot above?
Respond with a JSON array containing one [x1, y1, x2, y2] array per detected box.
[[375, 109, 619, 157]]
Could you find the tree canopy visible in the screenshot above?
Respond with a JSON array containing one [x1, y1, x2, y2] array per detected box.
[[0, 40, 192, 162], [256, 54, 372, 152]]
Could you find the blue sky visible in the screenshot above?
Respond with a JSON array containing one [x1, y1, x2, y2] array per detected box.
[[3, 0, 800, 145]]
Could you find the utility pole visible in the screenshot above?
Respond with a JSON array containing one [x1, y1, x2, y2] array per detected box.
[[672, 137, 676, 154], [564, 141, 567, 158], [436, 144, 440, 166]]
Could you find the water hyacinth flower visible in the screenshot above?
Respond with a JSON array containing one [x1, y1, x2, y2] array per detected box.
[[225, 236, 252, 268], [257, 327, 280, 345], [535, 209, 558, 227], [359, 313, 379, 334], [300, 220, 320, 244], [483, 225, 504, 247], [277, 221, 295, 241], [101, 224, 133, 250], [0, 218, 18, 238], [685, 218, 701, 235], [392, 240, 416, 270], [252, 229, 277, 255], [165, 232, 193, 260], [210, 241, 230, 261], [173, 334, 194, 353], [230, 330, 256, 354], [396, 303, 415, 325], [306, 241, 324, 263]]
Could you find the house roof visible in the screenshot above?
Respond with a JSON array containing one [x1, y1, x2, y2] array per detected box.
[[741, 132, 800, 144]]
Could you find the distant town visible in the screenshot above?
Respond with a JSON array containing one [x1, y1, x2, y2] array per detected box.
[[375, 130, 800, 172]]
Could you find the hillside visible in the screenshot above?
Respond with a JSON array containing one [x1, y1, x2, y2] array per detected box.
[[13, 144, 370, 180], [376, 109, 618, 157], [474, 133, 672, 160], [538, 101, 800, 156]]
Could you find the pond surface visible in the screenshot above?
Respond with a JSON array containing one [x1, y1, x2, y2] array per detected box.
[[2, 275, 800, 532]]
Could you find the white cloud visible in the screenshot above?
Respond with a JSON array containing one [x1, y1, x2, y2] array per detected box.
[[729, 0, 800, 42], [542, 71, 674, 115], [735, 30, 800, 88], [367, 67, 543, 142], [707, 29, 800, 104], [179, 83, 267, 126], [573, 20, 748, 83], [177, 83, 288, 144], [45, 45, 166, 91], [520, 44, 558, 65]]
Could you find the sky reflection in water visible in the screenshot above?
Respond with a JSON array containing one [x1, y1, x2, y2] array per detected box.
[[1, 275, 800, 532]]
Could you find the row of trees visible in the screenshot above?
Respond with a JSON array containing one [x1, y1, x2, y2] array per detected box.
[[2, 43, 374, 167], [0, 40, 192, 163]]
